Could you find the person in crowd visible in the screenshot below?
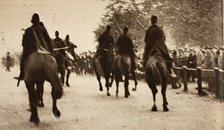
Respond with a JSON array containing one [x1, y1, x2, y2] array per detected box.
[[186, 50, 197, 82], [6, 52, 11, 72]]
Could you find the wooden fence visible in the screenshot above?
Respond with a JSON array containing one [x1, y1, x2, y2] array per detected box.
[[173, 66, 224, 99]]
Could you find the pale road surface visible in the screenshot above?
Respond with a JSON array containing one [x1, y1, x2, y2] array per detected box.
[[0, 67, 223, 130]]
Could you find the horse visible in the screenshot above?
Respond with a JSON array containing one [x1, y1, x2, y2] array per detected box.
[[55, 49, 75, 87], [24, 52, 63, 124], [114, 54, 137, 98], [145, 48, 169, 112], [93, 49, 113, 96]]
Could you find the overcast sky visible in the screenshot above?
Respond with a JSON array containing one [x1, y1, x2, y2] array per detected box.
[[0, 0, 108, 56]]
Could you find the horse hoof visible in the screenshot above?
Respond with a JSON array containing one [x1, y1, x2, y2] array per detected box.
[[124, 94, 129, 98], [37, 103, 45, 107], [53, 109, 61, 118], [107, 93, 111, 96], [132, 88, 136, 91], [163, 105, 169, 112], [30, 115, 40, 125], [66, 83, 70, 87], [99, 87, 103, 91], [151, 105, 157, 112]]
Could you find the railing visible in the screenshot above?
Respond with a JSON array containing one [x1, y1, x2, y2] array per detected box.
[[173, 66, 224, 99]]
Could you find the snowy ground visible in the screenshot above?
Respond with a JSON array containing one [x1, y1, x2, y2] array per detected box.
[[0, 66, 223, 130]]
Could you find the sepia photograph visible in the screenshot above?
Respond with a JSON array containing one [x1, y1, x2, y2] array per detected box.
[[0, 0, 223, 129]]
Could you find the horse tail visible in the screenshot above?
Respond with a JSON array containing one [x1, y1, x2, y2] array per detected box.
[[120, 56, 131, 75], [115, 55, 131, 76], [44, 57, 63, 99], [146, 57, 162, 85]]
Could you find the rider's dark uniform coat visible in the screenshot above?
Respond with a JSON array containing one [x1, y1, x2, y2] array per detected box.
[[97, 31, 114, 52], [116, 34, 135, 57], [22, 24, 53, 63], [143, 24, 171, 66]]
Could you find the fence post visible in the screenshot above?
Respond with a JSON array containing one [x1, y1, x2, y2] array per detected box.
[[219, 69, 223, 99], [214, 68, 220, 98], [197, 67, 202, 95], [183, 66, 188, 91]]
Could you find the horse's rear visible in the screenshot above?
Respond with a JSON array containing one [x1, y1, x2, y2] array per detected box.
[[114, 54, 131, 97], [145, 54, 169, 111], [24, 52, 63, 124], [93, 49, 113, 96]]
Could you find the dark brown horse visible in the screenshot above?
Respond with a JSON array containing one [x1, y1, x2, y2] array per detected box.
[[145, 49, 169, 112], [24, 52, 63, 124], [114, 54, 137, 98], [93, 49, 113, 96]]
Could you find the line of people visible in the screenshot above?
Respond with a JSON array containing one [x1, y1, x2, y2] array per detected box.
[[172, 46, 224, 82]]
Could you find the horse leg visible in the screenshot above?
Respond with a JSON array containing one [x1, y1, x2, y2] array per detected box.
[[25, 82, 40, 124], [61, 69, 65, 86], [96, 74, 103, 91], [116, 81, 119, 97], [109, 69, 114, 87], [51, 87, 61, 118], [93, 61, 103, 91], [105, 75, 111, 96], [66, 69, 71, 87], [131, 69, 138, 91], [124, 73, 130, 98], [161, 81, 169, 112], [147, 81, 158, 111], [115, 75, 119, 97], [36, 81, 45, 107], [59, 64, 66, 86]]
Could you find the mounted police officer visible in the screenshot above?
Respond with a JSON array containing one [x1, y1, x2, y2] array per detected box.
[[143, 15, 173, 73], [15, 13, 53, 80], [53, 31, 65, 55], [116, 26, 137, 83], [64, 34, 77, 60], [95, 25, 114, 59]]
